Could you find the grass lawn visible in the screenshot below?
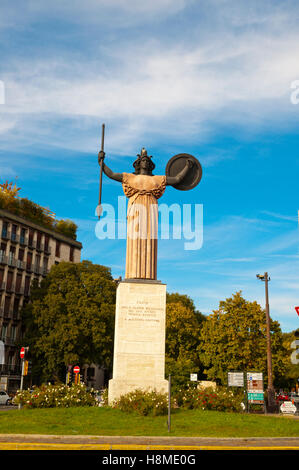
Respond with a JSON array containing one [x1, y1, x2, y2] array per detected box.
[[0, 407, 298, 437]]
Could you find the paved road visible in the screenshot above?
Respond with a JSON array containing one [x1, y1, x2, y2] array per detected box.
[[0, 434, 298, 450]]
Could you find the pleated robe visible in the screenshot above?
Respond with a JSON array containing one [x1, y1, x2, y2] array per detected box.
[[122, 172, 166, 280]]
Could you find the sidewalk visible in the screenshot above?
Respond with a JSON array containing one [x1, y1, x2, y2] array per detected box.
[[0, 434, 299, 450]]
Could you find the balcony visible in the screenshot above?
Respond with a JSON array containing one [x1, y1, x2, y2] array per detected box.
[[7, 257, 17, 268], [28, 239, 36, 250], [3, 309, 11, 320], [24, 288, 30, 297], [16, 259, 25, 270], [0, 364, 21, 376], [19, 235, 28, 246], [0, 253, 7, 265], [6, 283, 15, 293], [12, 310, 20, 320], [15, 286, 24, 295], [2, 335, 16, 346], [25, 263, 33, 273], [10, 232, 19, 243], [36, 242, 44, 252], [41, 267, 49, 277], [44, 245, 51, 255], [33, 265, 41, 275], [1, 230, 10, 240]]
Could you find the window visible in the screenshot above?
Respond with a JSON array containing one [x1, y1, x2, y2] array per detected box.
[[20, 227, 26, 244], [29, 230, 34, 247], [36, 232, 42, 249], [1, 221, 8, 238], [26, 252, 32, 269], [0, 243, 6, 263], [4, 296, 11, 316], [55, 241, 61, 257], [16, 274, 22, 293], [35, 254, 41, 270], [43, 257, 48, 275], [8, 246, 15, 264], [6, 272, 13, 290], [24, 276, 31, 296], [11, 224, 17, 241], [87, 367, 95, 380], [0, 325, 7, 341], [69, 247, 74, 262], [44, 236, 49, 252], [18, 248, 24, 261], [10, 325, 17, 341]]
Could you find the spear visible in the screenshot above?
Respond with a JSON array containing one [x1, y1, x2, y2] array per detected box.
[[97, 123, 105, 219]]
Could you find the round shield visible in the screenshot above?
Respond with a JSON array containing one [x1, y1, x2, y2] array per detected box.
[[165, 153, 202, 191]]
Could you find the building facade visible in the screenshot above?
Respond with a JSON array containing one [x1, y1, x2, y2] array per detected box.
[[0, 208, 82, 392]]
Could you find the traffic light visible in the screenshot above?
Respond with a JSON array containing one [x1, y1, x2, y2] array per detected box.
[[66, 371, 74, 385], [74, 373, 81, 385]]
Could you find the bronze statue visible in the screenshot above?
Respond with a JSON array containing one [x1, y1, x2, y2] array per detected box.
[[98, 127, 202, 281]]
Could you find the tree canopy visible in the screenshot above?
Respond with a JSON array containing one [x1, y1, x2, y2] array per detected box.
[[198, 291, 289, 386], [21, 260, 116, 383], [165, 293, 206, 390]]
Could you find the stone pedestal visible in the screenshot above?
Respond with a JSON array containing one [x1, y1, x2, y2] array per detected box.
[[108, 280, 168, 404]]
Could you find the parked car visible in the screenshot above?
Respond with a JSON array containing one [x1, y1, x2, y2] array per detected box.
[[289, 392, 299, 404], [276, 393, 289, 403], [0, 390, 12, 406]]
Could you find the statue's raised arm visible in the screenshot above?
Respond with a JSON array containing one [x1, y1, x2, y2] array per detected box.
[[166, 159, 193, 186], [98, 151, 123, 182], [98, 143, 202, 280]]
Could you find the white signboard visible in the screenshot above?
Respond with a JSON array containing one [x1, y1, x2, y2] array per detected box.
[[280, 401, 297, 414], [190, 374, 198, 382], [247, 372, 263, 381], [228, 372, 244, 387]]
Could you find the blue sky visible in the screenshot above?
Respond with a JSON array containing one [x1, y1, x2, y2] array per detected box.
[[0, 0, 299, 331]]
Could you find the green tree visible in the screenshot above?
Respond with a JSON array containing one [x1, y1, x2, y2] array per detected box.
[[198, 291, 288, 387], [21, 260, 116, 383], [277, 331, 299, 390], [165, 293, 206, 390]]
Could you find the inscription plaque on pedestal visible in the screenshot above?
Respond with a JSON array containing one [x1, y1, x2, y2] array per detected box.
[[108, 281, 168, 404]]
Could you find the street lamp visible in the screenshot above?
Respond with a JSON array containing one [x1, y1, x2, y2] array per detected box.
[[256, 272, 276, 411]]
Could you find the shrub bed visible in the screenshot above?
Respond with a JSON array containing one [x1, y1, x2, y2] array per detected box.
[[112, 389, 169, 416], [175, 386, 244, 412], [14, 383, 97, 409]]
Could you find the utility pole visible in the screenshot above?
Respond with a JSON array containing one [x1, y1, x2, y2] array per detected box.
[[256, 272, 276, 411]]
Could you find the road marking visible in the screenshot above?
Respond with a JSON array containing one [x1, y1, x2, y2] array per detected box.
[[0, 442, 299, 450]]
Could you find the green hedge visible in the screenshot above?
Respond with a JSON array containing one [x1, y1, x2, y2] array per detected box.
[[13, 383, 97, 408], [175, 385, 244, 412], [112, 389, 169, 416]]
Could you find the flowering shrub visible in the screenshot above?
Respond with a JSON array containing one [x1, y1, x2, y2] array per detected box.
[[112, 389, 169, 416], [13, 383, 97, 409], [99, 388, 108, 407], [175, 386, 244, 412]]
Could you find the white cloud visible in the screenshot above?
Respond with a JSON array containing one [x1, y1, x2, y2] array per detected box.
[[1, 3, 299, 154]]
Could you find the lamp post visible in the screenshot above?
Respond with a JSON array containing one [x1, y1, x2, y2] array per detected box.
[[256, 272, 276, 410]]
